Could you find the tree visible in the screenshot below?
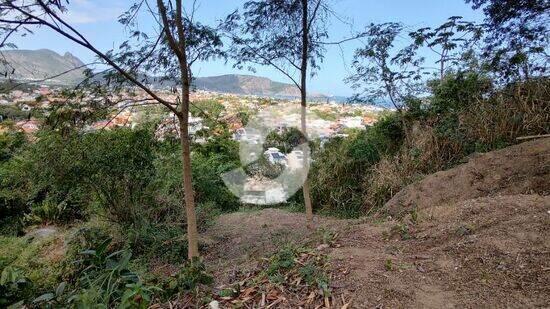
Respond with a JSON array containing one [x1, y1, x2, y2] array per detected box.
[[409, 16, 483, 80], [0, 0, 224, 259], [225, 0, 331, 227], [347, 18, 482, 111], [466, 0, 549, 80], [347, 23, 425, 111]]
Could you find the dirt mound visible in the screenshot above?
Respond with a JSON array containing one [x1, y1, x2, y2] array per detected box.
[[330, 195, 550, 308], [194, 140, 550, 307], [384, 138, 550, 217]]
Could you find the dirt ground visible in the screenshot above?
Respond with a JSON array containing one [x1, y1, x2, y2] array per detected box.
[[202, 208, 347, 285], [384, 137, 550, 217], [200, 139, 550, 308], [330, 194, 550, 308]]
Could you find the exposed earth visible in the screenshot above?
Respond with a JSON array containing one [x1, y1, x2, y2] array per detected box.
[[200, 138, 550, 308]]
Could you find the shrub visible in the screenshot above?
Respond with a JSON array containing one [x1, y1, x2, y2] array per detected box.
[[428, 72, 493, 115], [0, 131, 88, 225], [81, 128, 156, 226], [164, 258, 213, 293], [154, 138, 241, 213], [310, 113, 404, 218]]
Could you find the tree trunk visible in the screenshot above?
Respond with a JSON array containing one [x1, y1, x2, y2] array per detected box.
[[178, 112, 199, 259], [301, 0, 314, 228], [301, 103, 314, 228]]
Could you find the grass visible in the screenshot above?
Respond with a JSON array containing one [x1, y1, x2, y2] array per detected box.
[[0, 232, 66, 293]]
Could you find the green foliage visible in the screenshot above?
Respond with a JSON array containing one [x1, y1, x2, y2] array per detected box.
[[264, 127, 304, 154], [310, 113, 404, 218], [0, 266, 33, 306], [165, 258, 213, 293], [428, 72, 493, 115], [126, 222, 187, 265], [267, 247, 296, 279], [31, 238, 159, 308], [0, 131, 88, 225], [190, 99, 225, 118], [0, 129, 26, 163], [83, 128, 156, 226], [154, 138, 241, 213], [0, 233, 68, 306], [0, 105, 30, 121]]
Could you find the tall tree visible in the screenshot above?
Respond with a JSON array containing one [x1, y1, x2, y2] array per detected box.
[[0, 0, 224, 259], [466, 0, 549, 80], [347, 23, 425, 111], [347, 18, 482, 110], [409, 16, 483, 80], [225, 0, 331, 227]]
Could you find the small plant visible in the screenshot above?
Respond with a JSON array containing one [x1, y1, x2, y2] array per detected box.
[[32, 282, 67, 306], [384, 259, 394, 271], [0, 266, 33, 306], [410, 208, 419, 225], [120, 282, 160, 309], [218, 288, 238, 298], [455, 225, 473, 237], [391, 223, 411, 240], [166, 258, 213, 293], [267, 247, 296, 278]]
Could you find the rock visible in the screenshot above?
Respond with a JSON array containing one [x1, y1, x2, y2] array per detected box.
[[316, 244, 330, 251], [26, 226, 57, 240], [209, 300, 220, 309]]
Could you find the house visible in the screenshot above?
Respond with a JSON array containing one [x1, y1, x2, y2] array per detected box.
[[15, 119, 40, 134], [264, 147, 287, 166]]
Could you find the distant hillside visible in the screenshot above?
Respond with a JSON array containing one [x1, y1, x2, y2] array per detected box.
[[0, 49, 86, 85], [0, 49, 320, 98], [194, 74, 301, 97]]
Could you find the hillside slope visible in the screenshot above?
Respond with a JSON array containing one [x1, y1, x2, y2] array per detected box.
[[194, 74, 301, 97], [384, 137, 550, 217], [0, 49, 86, 84], [199, 139, 549, 308], [328, 138, 550, 308]]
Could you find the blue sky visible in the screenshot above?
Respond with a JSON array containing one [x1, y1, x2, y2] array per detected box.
[[10, 0, 484, 96]]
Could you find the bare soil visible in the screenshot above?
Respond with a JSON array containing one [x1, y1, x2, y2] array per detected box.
[[199, 139, 550, 308], [202, 208, 346, 285], [384, 138, 550, 218]]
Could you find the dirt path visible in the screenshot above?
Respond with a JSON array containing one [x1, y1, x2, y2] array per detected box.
[[202, 208, 349, 285]]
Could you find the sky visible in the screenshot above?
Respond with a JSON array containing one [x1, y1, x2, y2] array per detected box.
[[9, 0, 485, 96]]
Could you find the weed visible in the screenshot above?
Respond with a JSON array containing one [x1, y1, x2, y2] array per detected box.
[[385, 259, 394, 271], [165, 258, 213, 293], [455, 225, 473, 237], [391, 223, 411, 240]]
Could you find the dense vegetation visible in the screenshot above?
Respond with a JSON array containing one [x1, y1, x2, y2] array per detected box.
[[310, 75, 549, 217]]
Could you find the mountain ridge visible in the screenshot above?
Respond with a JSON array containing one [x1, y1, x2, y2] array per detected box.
[[0, 49, 86, 84], [0, 49, 330, 98]]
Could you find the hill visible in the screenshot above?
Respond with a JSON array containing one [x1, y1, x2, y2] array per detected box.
[[0, 49, 86, 85], [194, 74, 302, 97], [0, 49, 306, 97]]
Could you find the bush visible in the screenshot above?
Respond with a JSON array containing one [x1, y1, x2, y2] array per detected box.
[[154, 138, 241, 213], [428, 72, 493, 115], [310, 113, 404, 218], [0, 131, 87, 226], [82, 128, 156, 226]]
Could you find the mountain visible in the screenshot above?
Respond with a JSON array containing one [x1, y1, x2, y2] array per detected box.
[[0, 49, 315, 97], [0, 49, 86, 85], [194, 74, 301, 97]]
